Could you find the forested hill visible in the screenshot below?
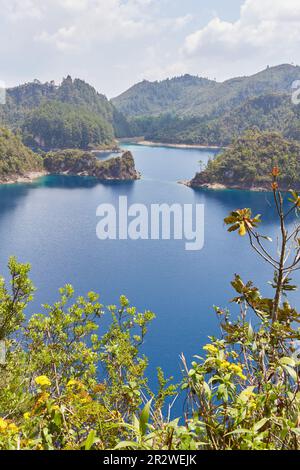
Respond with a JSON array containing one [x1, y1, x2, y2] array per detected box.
[[112, 64, 300, 145], [112, 64, 300, 118], [0, 127, 43, 182], [3, 65, 300, 149], [188, 129, 300, 191], [0, 76, 122, 150], [112, 74, 215, 117], [128, 92, 300, 146]]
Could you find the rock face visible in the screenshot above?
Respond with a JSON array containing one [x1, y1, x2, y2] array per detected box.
[[92, 151, 140, 180], [43, 150, 140, 181]]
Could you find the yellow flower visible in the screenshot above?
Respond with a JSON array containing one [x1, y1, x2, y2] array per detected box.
[[0, 418, 8, 432], [35, 375, 51, 387], [220, 360, 231, 369], [203, 344, 218, 354], [8, 423, 19, 433], [239, 373, 247, 381], [229, 364, 247, 380], [23, 412, 31, 421], [67, 379, 78, 388], [239, 222, 247, 237]]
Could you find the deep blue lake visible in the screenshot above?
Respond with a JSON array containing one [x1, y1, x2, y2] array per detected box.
[[0, 143, 299, 399]]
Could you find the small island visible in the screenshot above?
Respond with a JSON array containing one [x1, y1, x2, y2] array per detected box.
[[188, 129, 300, 191], [0, 127, 140, 184]]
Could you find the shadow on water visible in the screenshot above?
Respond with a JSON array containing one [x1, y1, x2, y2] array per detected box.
[[40, 175, 137, 190], [190, 187, 298, 225], [0, 175, 137, 221]]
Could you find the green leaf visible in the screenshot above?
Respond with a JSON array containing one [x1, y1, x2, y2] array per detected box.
[[53, 411, 62, 427], [248, 322, 254, 340], [281, 364, 297, 382], [114, 441, 140, 450], [253, 418, 268, 432], [225, 428, 253, 436], [228, 223, 240, 233], [140, 400, 152, 436], [85, 430, 96, 450], [279, 357, 296, 367]]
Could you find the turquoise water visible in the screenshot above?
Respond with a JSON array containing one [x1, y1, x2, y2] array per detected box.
[[0, 144, 299, 391]]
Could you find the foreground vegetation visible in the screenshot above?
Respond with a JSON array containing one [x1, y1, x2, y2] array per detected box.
[[0, 167, 300, 450], [189, 129, 300, 190]]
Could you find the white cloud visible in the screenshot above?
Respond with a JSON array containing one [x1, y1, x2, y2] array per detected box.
[[1, 0, 300, 97], [1, 0, 43, 20], [182, 0, 300, 66], [0, 0, 192, 95], [26, 0, 189, 51]]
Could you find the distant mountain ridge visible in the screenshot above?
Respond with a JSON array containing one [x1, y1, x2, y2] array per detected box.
[[112, 64, 300, 145], [1, 64, 300, 148], [112, 64, 300, 118]]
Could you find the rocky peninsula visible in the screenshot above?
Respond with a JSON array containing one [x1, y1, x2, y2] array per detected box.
[[187, 130, 300, 191], [0, 127, 140, 184], [43, 149, 140, 181]]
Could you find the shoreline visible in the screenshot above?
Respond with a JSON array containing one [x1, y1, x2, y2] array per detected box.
[[0, 151, 140, 185], [91, 147, 121, 154], [121, 139, 224, 150], [181, 180, 275, 192], [0, 171, 49, 185]]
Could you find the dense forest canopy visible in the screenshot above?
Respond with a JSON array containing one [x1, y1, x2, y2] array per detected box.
[[189, 129, 300, 190], [22, 101, 114, 150], [0, 127, 42, 181], [113, 64, 300, 145], [0, 77, 118, 150], [124, 93, 300, 146], [113, 64, 300, 118]]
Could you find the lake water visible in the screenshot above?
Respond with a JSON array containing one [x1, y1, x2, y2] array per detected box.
[[0, 143, 299, 395]]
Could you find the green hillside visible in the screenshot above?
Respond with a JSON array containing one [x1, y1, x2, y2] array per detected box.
[[189, 129, 300, 190], [0, 127, 43, 182], [22, 101, 114, 150], [131, 92, 298, 146], [113, 64, 300, 118], [113, 64, 300, 145], [2, 65, 300, 148], [112, 74, 215, 117], [0, 77, 118, 150]]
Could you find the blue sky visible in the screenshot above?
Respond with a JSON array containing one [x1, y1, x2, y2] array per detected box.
[[0, 0, 299, 97]]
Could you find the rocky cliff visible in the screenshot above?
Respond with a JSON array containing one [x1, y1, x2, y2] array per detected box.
[[43, 149, 140, 181]]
